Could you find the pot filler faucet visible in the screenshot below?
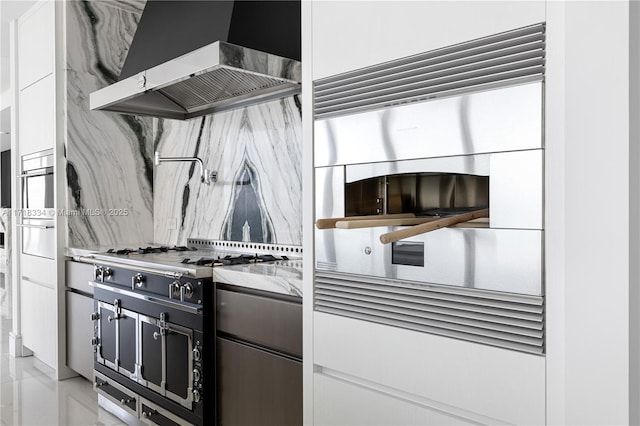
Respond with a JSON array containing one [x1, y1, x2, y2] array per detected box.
[[154, 151, 217, 185]]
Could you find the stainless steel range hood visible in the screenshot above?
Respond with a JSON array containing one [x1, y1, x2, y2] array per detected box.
[[90, 41, 301, 120]]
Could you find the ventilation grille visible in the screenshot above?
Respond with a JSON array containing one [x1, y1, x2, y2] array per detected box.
[[160, 67, 297, 112], [313, 23, 545, 119], [315, 271, 545, 355]]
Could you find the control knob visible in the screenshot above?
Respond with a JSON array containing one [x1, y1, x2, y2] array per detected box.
[[192, 347, 202, 362], [193, 389, 201, 403], [193, 368, 201, 383]]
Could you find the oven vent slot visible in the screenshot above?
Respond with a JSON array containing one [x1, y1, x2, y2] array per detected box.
[[313, 23, 545, 119], [314, 271, 544, 355]]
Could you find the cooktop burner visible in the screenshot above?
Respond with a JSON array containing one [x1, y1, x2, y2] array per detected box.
[[93, 240, 302, 279], [107, 246, 197, 255], [180, 254, 289, 266]]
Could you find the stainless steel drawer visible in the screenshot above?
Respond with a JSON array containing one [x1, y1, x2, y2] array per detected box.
[[216, 289, 302, 357], [66, 260, 94, 295], [217, 337, 302, 426]]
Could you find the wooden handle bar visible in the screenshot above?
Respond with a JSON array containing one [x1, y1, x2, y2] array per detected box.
[[335, 217, 436, 229], [316, 213, 415, 229], [379, 209, 490, 244]]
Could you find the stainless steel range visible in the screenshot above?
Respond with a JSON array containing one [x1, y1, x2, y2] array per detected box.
[[79, 239, 299, 426]]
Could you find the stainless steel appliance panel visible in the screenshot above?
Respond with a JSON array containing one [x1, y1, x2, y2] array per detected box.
[[490, 150, 543, 229], [315, 227, 542, 296], [21, 149, 54, 216], [217, 289, 302, 357], [217, 337, 302, 426], [20, 218, 55, 259], [315, 82, 543, 167], [66, 260, 94, 295]]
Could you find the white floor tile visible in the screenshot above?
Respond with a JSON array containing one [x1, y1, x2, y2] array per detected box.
[[0, 276, 121, 426]]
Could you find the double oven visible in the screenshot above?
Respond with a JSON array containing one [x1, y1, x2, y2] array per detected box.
[[90, 260, 212, 425], [19, 149, 55, 258]]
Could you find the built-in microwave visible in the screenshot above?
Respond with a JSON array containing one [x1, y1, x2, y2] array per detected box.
[[19, 149, 55, 258]]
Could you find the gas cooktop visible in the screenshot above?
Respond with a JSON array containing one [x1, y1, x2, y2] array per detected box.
[[89, 239, 302, 279]]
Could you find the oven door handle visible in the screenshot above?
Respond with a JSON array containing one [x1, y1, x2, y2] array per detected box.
[[16, 223, 54, 229], [89, 281, 202, 315], [19, 167, 53, 178]]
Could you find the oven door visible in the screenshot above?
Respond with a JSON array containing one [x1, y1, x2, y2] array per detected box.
[[19, 217, 55, 259], [95, 299, 138, 380], [21, 149, 54, 213], [139, 312, 194, 410]]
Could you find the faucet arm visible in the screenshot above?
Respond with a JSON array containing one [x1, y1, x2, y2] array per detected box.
[[154, 151, 214, 185]]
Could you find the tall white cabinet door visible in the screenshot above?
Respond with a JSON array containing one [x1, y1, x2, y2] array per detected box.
[[20, 255, 57, 368], [18, 1, 54, 90], [18, 74, 55, 156]]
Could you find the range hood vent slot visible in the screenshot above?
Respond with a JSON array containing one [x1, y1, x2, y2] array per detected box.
[[90, 42, 301, 120], [313, 23, 545, 120]]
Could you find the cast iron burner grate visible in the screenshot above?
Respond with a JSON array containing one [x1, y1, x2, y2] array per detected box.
[[107, 246, 197, 255], [180, 254, 289, 266]]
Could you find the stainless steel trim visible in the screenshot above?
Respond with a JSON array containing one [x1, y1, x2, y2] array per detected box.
[[314, 81, 543, 167], [16, 223, 54, 229], [89, 281, 203, 315], [90, 41, 301, 120], [163, 322, 194, 409], [138, 314, 163, 396], [19, 168, 52, 178], [96, 301, 118, 371], [315, 271, 544, 355], [77, 256, 187, 279], [315, 227, 543, 296], [117, 307, 138, 380], [188, 238, 303, 258], [136, 313, 194, 410]]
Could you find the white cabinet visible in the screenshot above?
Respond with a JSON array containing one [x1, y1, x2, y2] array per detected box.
[[311, 1, 545, 80], [314, 373, 472, 426], [18, 74, 55, 156], [313, 312, 546, 425], [17, 1, 54, 90], [20, 254, 57, 368], [21, 279, 56, 368]]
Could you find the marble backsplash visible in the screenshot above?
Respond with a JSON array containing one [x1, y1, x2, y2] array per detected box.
[[154, 95, 302, 247], [64, 0, 154, 249]]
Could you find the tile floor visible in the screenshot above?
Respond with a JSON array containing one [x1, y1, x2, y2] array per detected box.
[[0, 285, 125, 425]]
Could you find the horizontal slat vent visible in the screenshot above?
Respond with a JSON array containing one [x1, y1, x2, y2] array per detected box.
[[315, 271, 545, 355], [314, 23, 545, 119]]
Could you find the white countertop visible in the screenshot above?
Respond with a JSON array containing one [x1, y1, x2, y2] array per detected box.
[[66, 245, 303, 298], [212, 260, 303, 297]]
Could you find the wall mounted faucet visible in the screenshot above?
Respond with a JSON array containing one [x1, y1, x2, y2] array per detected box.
[[154, 151, 217, 185]]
